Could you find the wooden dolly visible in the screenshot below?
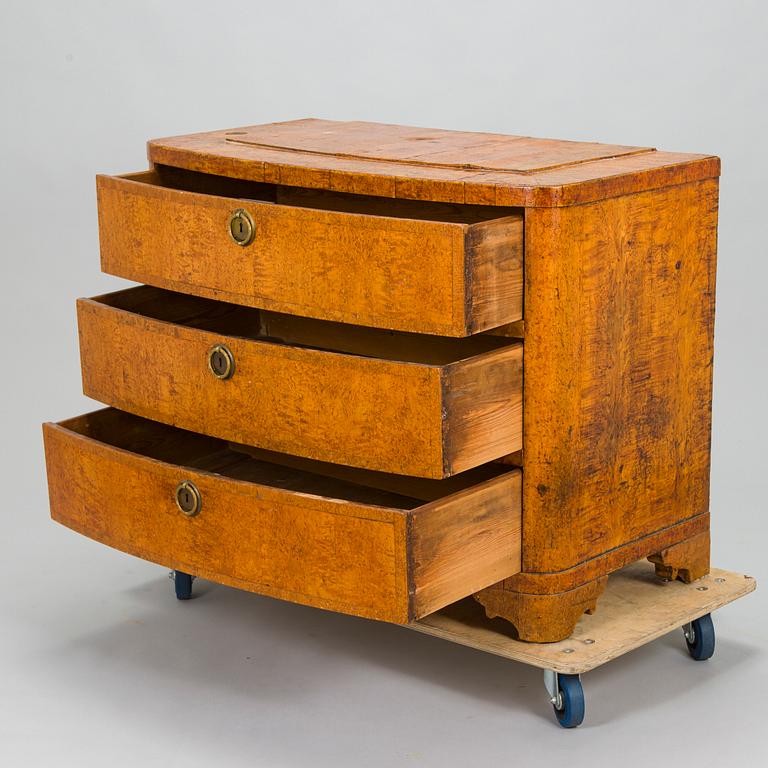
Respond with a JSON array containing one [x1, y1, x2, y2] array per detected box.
[[408, 561, 756, 727]]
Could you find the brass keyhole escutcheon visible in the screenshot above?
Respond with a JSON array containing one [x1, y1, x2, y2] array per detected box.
[[208, 344, 235, 380], [175, 480, 202, 517], [228, 208, 255, 246]]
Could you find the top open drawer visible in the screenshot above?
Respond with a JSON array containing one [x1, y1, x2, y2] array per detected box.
[[96, 167, 523, 336]]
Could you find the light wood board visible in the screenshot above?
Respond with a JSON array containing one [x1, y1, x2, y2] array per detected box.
[[410, 562, 756, 674]]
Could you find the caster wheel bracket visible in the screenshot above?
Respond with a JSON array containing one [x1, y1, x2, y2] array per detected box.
[[543, 668, 563, 710]]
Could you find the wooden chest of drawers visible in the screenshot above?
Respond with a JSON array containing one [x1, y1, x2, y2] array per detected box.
[[43, 119, 720, 642]]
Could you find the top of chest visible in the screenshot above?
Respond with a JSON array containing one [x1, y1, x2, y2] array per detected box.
[[148, 118, 719, 207]]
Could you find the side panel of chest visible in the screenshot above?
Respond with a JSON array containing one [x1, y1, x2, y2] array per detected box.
[[521, 178, 718, 574]]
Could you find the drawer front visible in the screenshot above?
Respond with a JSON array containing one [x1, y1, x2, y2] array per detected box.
[[96, 171, 523, 337], [43, 409, 522, 623], [78, 287, 523, 478]]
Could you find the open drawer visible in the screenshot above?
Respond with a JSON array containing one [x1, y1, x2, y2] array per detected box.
[[43, 409, 522, 623], [96, 166, 524, 336], [78, 286, 523, 478]]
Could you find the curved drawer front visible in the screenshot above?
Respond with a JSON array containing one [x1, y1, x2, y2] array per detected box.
[[78, 287, 523, 478], [96, 169, 523, 337], [43, 409, 522, 623]]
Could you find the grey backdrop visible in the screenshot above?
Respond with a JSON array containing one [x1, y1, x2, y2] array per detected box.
[[1, 1, 766, 765]]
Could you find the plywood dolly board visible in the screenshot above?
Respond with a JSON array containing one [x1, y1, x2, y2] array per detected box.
[[409, 562, 756, 728]]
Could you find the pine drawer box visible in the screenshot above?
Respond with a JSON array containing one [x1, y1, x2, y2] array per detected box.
[[96, 169, 524, 336], [43, 409, 521, 623], [76, 285, 523, 478], [44, 119, 720, 642]]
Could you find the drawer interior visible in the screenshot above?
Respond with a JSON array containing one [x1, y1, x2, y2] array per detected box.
[[93, 285, 518, 365], [63, 409, 514, 507], [141, 164, 520, 224]]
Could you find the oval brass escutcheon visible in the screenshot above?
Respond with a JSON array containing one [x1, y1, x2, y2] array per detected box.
[[208, 343, 235, 380], [175, 480, 202, 517], [228, 208, 255, 246]]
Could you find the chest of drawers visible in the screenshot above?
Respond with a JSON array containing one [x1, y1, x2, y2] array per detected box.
[[43, 119, 720, 642]]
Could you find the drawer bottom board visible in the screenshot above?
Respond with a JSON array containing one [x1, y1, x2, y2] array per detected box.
[[410, 562, 756, 674]]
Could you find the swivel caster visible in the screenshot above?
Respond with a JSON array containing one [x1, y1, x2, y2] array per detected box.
[[170, 570, 194, 600], [544, 670, 585, 728], [683, 613, 715, 660]]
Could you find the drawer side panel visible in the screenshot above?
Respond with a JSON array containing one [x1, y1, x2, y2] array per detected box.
[[466, 215, 524, 332], [409, 470, 522, 619], [442, 345, 523, 476]]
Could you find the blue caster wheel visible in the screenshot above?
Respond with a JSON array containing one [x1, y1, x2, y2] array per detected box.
[[553, 674, 585, 728], [545, 671, 585, 728], [172, 570, 194, 600], [684, 613, 715, 660]]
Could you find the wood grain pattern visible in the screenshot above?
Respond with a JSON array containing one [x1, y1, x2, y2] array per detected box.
[[228, 443, 518, 503], [474, 576, 608, 643], [77, 286, 523, 478], [521, 179, 718, 574], [492, 514, 710, 595], [97, 170, 523, 336], [414, 563, 756, 674], [442, 344, 523, 475], [474, 178, 718, 641], [410, 470, 522, 617], [216, 120, 650, 172], [466, 216, 525, 332], [649, 530, 710, 583], [43, 409, 522, 623], [146, 119, 720, 207]]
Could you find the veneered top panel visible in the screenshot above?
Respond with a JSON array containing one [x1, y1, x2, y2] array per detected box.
[[147, 119, 720, 207]]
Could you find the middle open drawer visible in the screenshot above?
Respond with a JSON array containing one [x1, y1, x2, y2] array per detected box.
[[78, 286, 522, 478]]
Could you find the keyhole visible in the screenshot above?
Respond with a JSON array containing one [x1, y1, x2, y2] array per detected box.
[[175, 480, 201, 516], [208, 344, 234, 379], [228, 209, 254, 246]]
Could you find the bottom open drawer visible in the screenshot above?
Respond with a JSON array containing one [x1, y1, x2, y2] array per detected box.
[[42, 409, 521, 623]]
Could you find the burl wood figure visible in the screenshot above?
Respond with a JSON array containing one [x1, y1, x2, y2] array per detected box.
[[43, 119, 719, 643]]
